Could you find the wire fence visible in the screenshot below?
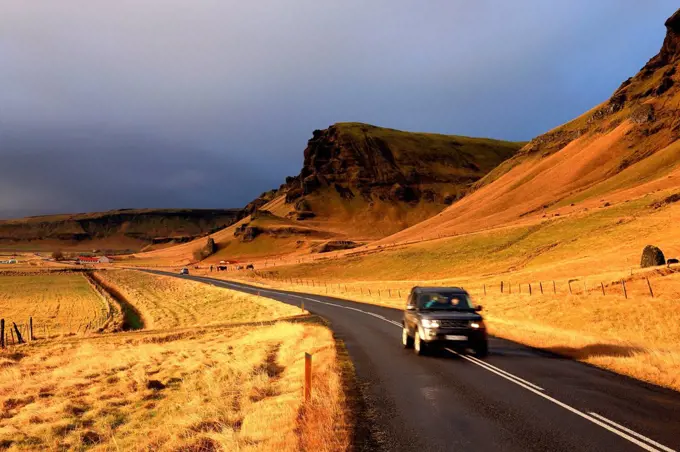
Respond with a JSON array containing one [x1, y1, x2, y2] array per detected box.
[[241, 269, 674, 304]]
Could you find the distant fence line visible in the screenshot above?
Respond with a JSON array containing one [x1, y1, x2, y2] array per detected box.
[[244, 272, 665, 302]]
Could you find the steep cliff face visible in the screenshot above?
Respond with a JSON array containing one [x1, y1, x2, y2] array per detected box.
[[0, 209, 243, 250], [278, 123, 522, 218]]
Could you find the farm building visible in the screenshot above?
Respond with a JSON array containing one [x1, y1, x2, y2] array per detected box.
[[77, 256, 114, 264]]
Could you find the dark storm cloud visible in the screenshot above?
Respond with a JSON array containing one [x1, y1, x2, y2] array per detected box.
[[0, 0, 677, 218]]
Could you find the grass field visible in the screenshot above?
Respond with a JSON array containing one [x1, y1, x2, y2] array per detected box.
[[0, 271, 350, 451], [94, 270, 299, 329], [0, 274, 109, 338], [0, 321, 348, 451]]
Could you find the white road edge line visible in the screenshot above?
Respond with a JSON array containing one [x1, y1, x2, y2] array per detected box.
[[447, 351, 668, 452], [197, 277, 675, 452], [588, 412, 676, 452]]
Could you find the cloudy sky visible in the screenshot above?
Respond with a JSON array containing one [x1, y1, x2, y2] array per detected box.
[[0, 1, 677, 218]]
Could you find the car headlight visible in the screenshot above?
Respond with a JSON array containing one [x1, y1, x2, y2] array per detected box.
[[470, 320, 485, 329], [421, 319, 440, 328]]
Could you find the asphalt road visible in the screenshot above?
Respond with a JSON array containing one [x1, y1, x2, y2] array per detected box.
[[146, 270, 680, 452]]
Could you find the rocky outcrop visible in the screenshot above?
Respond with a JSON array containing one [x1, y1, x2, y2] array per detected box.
[[641, 245, 666, 268], [645, 9, 680, 70], [313, 240, 362, 253], [233, 224, 262, 242], [275, 123, 520, 212]]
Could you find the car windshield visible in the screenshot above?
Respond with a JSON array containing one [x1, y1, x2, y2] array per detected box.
[[417, 291, 474, 311]]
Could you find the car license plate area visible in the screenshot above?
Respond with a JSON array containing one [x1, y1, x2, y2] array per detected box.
[[445, 335, 467, 341]]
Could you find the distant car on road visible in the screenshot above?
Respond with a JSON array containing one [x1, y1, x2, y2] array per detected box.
[[246, 264, 254, 270], [402, 286, 488, 357], [179, 268, 189, 275]]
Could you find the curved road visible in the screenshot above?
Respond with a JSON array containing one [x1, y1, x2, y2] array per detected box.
[[146, 270, 680, 452]]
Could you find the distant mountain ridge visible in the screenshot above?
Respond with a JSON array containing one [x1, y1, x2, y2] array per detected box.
[[0, 208, 243, 251]]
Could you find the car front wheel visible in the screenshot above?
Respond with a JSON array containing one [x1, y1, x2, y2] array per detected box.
[[414, 331, 427, 356], [402, 327, 414, 349], [473, 341, 489, 358]]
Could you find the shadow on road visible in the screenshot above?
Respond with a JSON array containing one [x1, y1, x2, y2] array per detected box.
[[546, 343, 643, 360]]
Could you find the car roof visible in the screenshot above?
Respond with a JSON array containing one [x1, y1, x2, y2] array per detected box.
[[412, 286, 467, 293]]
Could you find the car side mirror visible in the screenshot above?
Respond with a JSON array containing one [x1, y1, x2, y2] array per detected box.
[[406, 305, 416, 311], [475, 305, 483, 312]]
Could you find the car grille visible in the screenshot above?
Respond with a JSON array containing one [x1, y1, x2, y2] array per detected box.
[[439, 319, 469, 329]]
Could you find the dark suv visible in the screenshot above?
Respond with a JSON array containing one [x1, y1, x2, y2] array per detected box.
[[402, 286, 488, 357]]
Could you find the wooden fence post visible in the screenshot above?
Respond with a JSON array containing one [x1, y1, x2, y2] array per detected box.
[[29, 317, 33, 342], [13, 322, 24, 344], [301, 301, 305, 312], [483, 284, 486, 296], [304, 353, 312, 402], [553, 281, 556, 294], [528, 283, 532, 296], [500, 281, 504, 293], [568, 281, 573, 295], [621, 279, 628, 299], [601, 282, 605, 296], [646, 278, 654, 298], [539, 282, 543, 294], [518, 283, 521, 294], [398, 290, 402, 298], [1, 319, 4, 349]]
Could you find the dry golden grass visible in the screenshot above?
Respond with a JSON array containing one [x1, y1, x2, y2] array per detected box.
[[0, 271, 350, 451], [0, 320, 348, 451], [94, 270, 299, 329], [0, 273, 109, 338], [477, 291, 680, 392]]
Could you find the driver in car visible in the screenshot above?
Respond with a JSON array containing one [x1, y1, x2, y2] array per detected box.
[[423, 295, 449, 309]]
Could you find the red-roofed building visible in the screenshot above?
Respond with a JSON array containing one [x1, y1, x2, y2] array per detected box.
[[77, 256, 114, 264]]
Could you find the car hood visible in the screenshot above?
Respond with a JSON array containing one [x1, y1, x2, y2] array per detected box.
[[419, 311, 482, 321]]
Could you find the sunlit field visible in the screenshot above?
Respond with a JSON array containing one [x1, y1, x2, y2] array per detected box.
[[0, 273, 109, 338], [94, 270, 299, 329], [0, 321, 348, 451], [0, 270, 350, 451]]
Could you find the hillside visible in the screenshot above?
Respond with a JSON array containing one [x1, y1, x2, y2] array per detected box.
[[135, 123, 523, 264], [246, 122, 522, 237], [0, 208, 243, 252], [386, 8, 680, 244]]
